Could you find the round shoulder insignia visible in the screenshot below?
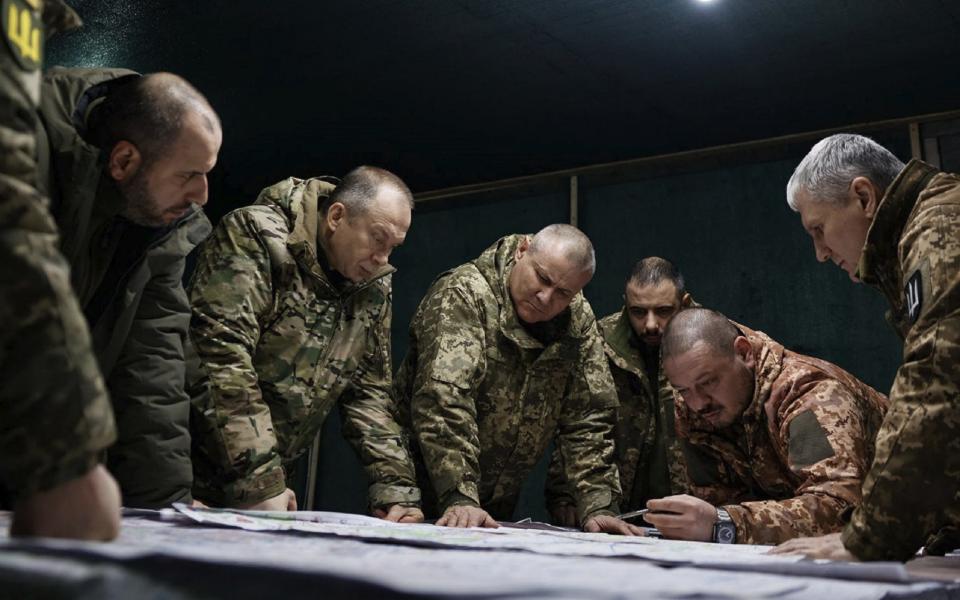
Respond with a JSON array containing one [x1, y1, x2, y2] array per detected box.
[[2, 0, 44, 71]]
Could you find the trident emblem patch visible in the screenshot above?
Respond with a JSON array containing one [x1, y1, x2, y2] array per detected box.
[[905, 269, 923, 324]]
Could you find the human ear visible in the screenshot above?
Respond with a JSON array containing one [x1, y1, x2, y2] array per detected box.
[[850, 176, 879, 219], [107, 141, 142, 183]]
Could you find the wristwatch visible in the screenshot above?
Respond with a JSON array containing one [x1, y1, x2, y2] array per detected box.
[[712, 507, 736, 544]]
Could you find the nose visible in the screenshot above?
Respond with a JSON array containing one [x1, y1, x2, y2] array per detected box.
[[813, 238, 830, 263], [188, 174, 209, 207], [536, 287, 554, 305], [682, 390, 706, 412], [371, 249, 389, 267], [644, 312, 658, 333]]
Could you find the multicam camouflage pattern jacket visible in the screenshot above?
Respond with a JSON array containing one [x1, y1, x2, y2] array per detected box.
[[845, 160, 960, 561], [395, 234, 622, 523], [676, 328, 888, 545], [0, 0, 116, 500], [188, 177, 419, 509], [546, 308, 689, 514]]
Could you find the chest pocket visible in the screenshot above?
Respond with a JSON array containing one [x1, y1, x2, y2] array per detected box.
[[524, 358, 571, 425]]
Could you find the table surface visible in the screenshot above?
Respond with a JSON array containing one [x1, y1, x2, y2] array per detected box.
[[0, 510, 957, 600]]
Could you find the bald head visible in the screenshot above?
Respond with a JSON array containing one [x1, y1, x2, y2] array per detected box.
[[528, 224, 596, 275], [661, 308, 740, 362], [89, 72, 220, 165]]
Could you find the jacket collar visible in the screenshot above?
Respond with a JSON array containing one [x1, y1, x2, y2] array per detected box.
[[601, 308, 653, 376], [857, 160, 939, 294], [260, 177, 394, 297]]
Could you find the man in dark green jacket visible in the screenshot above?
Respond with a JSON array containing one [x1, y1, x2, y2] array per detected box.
[[0, 0, 120, 539], [37, 67, 221, 508], [546, 257, 692, 525]]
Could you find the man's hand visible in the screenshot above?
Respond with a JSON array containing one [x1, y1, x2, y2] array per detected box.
[[240, 488, 298, 511], [11, 465, 121, 541], [643, 494, 717, 542], [436, 505, 499, 528], [374, 504, 424, 523], [549, 503, 578, 528], [583, 515, 646, 536], [769, 532, 856, 560]]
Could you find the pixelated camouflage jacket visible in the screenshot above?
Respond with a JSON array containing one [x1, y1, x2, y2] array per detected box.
[[676, 327, 888, 545], [36, 67, 209, 508], [187, 177, 419, 508], [545, 308, 689, 514], [394, 234, 621, 523], [843, 160, 960, 561], [0, 1, 116, 500]]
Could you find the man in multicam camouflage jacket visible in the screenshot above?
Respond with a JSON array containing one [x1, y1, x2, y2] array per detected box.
[[643, 308, 888, 545], [0, 0, 120, 540], [188, 166, 422, 522], [776, 134, 960, 561], [395, 225, 642, 535], [546, 257, 693, 526]]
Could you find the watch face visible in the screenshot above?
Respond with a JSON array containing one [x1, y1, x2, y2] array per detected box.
[[717, 523, 736, 544]]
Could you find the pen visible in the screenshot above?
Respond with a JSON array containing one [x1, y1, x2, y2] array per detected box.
[[615, 508, 649, 521]]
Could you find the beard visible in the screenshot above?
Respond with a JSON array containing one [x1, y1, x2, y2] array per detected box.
[[119, 169, 170, 228]]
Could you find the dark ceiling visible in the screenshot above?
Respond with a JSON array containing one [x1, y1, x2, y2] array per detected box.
[[49, 0, 960, 209]]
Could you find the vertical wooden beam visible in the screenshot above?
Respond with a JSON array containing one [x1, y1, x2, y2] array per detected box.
[[305, 432, 320, 510], [569, 175, 579, 227], [909, 122, 922, 160]]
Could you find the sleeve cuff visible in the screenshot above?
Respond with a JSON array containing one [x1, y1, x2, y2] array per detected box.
[[221, 465, 287, 507], [579, 489, 618, 524], [439, 487, 480, 513], [369, 483, 422, 508]]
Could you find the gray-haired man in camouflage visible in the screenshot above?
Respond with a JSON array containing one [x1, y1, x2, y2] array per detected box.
[[776, 134, 960, 561], [395, 225, 642, 534], [188, 166, 421, 521]]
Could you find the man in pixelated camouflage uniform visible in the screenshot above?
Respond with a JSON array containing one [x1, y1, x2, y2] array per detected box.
[[0, 0, 119, 539], [775, 134, 960, 561], [395, 225, 642, 534], [188, 166, 422, 522], [643, 308, 887, 545], [546, 257, 693, 526]]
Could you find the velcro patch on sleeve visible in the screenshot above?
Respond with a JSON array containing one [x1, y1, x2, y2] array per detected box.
[[787, 410, 835, 469], [904, 268, 924, 324], [2, 0, 43, 71]]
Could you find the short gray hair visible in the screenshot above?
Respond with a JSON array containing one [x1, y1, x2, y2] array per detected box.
[[323, 165, 413, 216], [786, 134, 905, 211], [529, 224, 596, 274]]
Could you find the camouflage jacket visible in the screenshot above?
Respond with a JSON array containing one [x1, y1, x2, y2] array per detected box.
[[0, 0, 115, 500], [546, 308, 689, 513], [188, 177, 419, 508], [395, 234, 621, 523], [844, 160, 960, 561], [37, 67, 210, 508], [676, 328, 888, 545]]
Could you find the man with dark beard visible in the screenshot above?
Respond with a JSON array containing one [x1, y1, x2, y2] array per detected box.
[[37, 67, 222, 508]]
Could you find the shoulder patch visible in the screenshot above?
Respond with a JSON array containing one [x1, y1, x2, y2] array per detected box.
[[787, 410, 835, 469], [905, 268, 924, 324], [2, 0, 43, 71]]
